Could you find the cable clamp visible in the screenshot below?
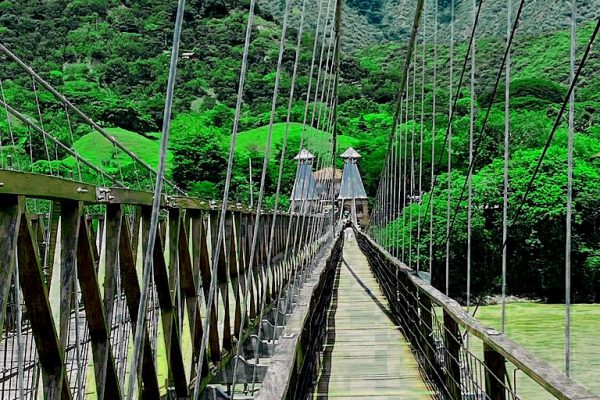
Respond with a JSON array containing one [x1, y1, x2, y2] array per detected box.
[[77, 187, 89, 194], [96, 187, 113, 202], [165, 195, 178, 208]]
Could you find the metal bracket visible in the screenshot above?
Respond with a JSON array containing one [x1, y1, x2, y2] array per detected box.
[[95, 187, 114, 202]]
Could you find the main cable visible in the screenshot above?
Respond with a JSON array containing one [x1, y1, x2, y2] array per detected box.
[[126, 0, 186, 398], [191, 0, 258, 396]]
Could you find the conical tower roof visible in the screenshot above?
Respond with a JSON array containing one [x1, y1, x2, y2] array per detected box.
[[291, 151, 319, 201], [338, 148, 368, 200], [340, 147, 361, 159], [294, 148, 315, 161]]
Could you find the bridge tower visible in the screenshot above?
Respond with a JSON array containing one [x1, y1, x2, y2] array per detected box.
[[338, 147, 369, 228], [290, 148, 319, 213]]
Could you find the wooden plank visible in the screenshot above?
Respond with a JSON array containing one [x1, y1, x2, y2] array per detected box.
[[484, 344, 507, 400], [56, 201, 81, 349], [0, 195, 21, 337], [17, 212, 72, 400], [314, 237, 432, 399], [0, 171, 258, 213], [118, 215, 161, 398], [151, 225, 189, 396], [45, 201, 61, 284], [181, 213, 209, 379], [220, 213, 233, 352], [77, 214, 122, 399], [206, 211, 221, 364], [355, 230, 600, 400], [230, 212, 243, 338], [443, 310, 462, 400], [255, 239, 336, 400], [102, 205, 123, 325], [0, 170, 97, 203]]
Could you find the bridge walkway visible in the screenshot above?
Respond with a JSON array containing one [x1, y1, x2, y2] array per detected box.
[[314, 229, 434, 399]]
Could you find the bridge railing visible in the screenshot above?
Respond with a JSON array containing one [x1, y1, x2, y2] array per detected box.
[[355, 230, 599, 400], [0, 169, 330, 399]]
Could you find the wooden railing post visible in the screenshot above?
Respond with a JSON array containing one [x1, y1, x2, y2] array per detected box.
[[0, 195, 21, 337], [419, 294, 435, 375], [443, 311, 462, 400], [484, 344, 507, 400]]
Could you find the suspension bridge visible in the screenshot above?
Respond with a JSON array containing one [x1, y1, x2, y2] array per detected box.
[[1, 0, 598, 399]]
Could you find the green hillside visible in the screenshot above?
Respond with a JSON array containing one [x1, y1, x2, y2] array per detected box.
[[67, 127, 172, 178], [232, 122, 361, 157]]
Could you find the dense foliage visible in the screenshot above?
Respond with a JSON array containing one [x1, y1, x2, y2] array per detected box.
[[0, 1, 598, 302]]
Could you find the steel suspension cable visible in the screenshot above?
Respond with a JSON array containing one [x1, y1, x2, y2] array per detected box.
[[63, 104, 82, 181], [501, 0, 512, 335], [231, 0, 293, 394], [126, 0, 186, 398], [32, 78, 53, 176], [282, 0, 331, 331], [467, 0, 477, 318], [470, 12, 600, 325], [0, 43, 184, 194], [330, 0, 343, 231], [420, 0, 484, 227], [440, 0, 526, 246], [0, 77, 20, 171], [0, 99, 123, 186], [445, 0, 455, 296], [417, 0, 427, 274], [390, 100, 398, 252], [394, 95, 404, 258], [409, 54, 417, 269], [291, 0, 335, 265], [402, 91, 409, 262], [565, 0, 577, 378], [429, 0, 438, 275], [191, 0, 258, 395], [237, 2, 340, 398], [508, 19, 600, 237], [268, 0, 310, 359]]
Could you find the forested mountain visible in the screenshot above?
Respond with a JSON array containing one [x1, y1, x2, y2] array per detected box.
[[262, 0, 600, 49], [0, 0, 598, 302]]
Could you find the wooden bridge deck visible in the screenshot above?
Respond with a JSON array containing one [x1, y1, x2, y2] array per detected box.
[[314, 230, 433, 399]]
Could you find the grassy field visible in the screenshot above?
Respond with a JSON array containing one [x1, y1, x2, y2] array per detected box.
[[472, 303, 600, 399], [231, 122, 362, 157], [69, 127, 172, 174], [69, 123, 356, 179]]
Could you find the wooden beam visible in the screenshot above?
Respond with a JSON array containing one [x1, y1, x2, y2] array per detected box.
[[56, 201, 82, 349], [484, 343, 507, 400], [117, 214, 161, 398], [181, 212, 209, 380], [17, 212, 72, 400], [151, 224, 189, 396], [77, 215, 122, 399], [0, 195, 21, 337], [443, 311, 463, 400]]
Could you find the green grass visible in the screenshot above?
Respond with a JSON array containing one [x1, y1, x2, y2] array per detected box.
[[231, 122, 362, 157], [68, 127, 172, 174], [472, 303, 600, 399]]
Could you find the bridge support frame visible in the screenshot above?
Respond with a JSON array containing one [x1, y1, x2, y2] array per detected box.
[[443, 310, 463, 400], [484, 344, 507, 400]]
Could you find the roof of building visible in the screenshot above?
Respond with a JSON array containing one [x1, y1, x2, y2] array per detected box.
[[314, 167, 343, 181], [338, 160, 368, 200], [291, 163, 320, 201], [340, 147, 361, 159], [294, 148, 315, 161]]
